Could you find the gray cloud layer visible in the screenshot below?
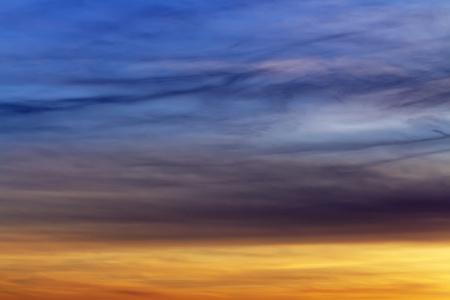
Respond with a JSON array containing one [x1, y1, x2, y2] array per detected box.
[[1, 0, 450, 247]]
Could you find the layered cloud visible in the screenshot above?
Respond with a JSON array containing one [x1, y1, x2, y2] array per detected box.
[[1, 0, 450, 248]]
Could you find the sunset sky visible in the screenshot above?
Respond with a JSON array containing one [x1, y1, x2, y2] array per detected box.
[[1, 0, 450, 299]]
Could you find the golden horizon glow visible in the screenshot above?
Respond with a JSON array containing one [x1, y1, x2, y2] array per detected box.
[[1, 242, 450, 300]]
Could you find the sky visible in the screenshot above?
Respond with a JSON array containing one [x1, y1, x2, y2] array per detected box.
[[1, 0, 450, 299]]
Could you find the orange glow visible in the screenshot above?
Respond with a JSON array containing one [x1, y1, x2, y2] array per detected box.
[[1, 243, 450, 300]]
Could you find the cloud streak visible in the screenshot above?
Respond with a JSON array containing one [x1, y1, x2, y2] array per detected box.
[[1, 0, 450, 249]]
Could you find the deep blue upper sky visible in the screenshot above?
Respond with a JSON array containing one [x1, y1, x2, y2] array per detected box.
[[1, 0, 450, 245]]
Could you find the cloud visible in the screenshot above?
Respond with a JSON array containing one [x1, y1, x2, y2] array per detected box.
[[1, 148, 450, 247], [1, 0, 450, 250]]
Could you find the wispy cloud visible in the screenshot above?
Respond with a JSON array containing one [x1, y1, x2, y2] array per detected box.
[[1, 0, 450, 249]]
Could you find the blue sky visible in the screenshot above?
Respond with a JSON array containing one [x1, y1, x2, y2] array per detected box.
[[1, 0, 450, 245]]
